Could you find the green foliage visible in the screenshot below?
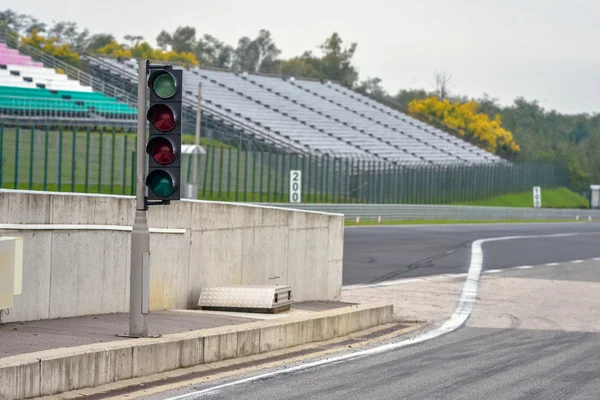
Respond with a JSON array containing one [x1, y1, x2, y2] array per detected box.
[[454, 187, 589, 209]]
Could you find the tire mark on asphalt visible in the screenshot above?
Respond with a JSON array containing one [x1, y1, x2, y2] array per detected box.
[[367, 241, 472, 284]]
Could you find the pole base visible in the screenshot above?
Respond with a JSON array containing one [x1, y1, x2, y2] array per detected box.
[[182, 183, 199, 199]]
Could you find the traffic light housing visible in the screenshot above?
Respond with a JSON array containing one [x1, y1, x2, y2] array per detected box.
[[145, 67, 182, 201]]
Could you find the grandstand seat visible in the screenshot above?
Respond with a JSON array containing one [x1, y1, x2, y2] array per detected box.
[[0, 45, 136, 123], [84, 55, 505, 164], [0, 43, 44, 67]]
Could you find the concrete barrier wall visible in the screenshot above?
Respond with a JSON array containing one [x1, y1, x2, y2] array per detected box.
[[0, 190, 344, 323]]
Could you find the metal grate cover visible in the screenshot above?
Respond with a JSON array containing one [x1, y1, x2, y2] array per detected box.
[[198, 284, 293, 313]]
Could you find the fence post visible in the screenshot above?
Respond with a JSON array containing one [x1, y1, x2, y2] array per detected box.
[[110, 129, 116, 194], [122, 135, 128, 195], [226, 147, 232, 201], [251, 150, 257, 202], [43, 126, 49, 191], [14, 125, 20, 190], [84, 128, 90, 193], [235, 150, 241, 202], [306, 154, 312, 203], [218, 146, 224, 200], [57, 128, 64, 192], [210, 145, 217, 200], [266, 151, 272, 202], [0, 124, 3, 187], [130, 151, 136, 195], [331, 158, 337, 203], [71, 128, 76, 192], [28, 127, 34, 190], [243, 149, 248, 202], [97, 130, 103, 193], [202, 144, 210, 198]]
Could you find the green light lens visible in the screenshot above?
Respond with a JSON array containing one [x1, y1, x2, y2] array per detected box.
[[153, 73, 177, 98], [150, 171, 175, 197]]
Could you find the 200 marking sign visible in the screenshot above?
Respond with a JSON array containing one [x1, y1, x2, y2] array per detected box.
[[289, 170, 302, 203], [533, 186, 542, 208]]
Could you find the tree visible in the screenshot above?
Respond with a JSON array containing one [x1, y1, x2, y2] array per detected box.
[[124, 34, 144, 48], [0, 9, 24, 32], [170, 26, 196, 53], [95, 39, 199, 67], [355, 77, 387, 99], [233, 30, 281, 73], [195, 34, 233, 68], [276, 55, 322, 79], [317, 33, 359, 87], [393, 89, 431, 110], [87, 33, 115, 51], [46, 21, 89, 52], [156, 30, 171, 50], [431, 70, 454, 100], [21, 29, 79, 65], [21, 15, 46, 34]]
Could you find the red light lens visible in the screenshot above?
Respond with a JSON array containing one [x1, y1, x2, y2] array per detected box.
[[150, 104, 176, 131], [148, 137, 175, 165]]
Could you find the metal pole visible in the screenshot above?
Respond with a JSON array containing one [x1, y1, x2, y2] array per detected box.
[[128, 59, 150, 338], [190, 83, 202, 198]]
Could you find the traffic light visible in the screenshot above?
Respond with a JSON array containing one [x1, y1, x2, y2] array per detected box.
[[145, 67, 182, 201]]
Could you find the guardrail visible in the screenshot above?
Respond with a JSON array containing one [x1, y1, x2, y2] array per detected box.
[[254, 203, 600, 221]]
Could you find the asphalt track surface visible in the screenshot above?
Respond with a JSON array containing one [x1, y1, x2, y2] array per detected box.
[[150, 232, 600, 400], [343, 222, 600, 285]]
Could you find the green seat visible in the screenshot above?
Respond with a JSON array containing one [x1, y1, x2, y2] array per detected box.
[[0, 85, 135, 117]]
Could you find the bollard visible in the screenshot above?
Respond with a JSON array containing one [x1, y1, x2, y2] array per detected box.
[[576, 215, 580, 221], [589, 216, 592, 222], [356, 216, 360, 224], [378, 216, 382, 224]]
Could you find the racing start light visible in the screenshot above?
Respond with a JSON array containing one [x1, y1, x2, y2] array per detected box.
[[145, 67, 182, 201]]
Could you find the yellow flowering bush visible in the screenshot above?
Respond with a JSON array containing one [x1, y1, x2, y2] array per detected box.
[[408, 97, 520, 155], [94, 41, 199, 68], [21, 29, 80, 65]]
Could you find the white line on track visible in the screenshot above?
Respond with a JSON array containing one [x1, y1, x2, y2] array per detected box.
[[165, 232, 580, 400], [546, 262, 560, 266], [343, 256, 600, 291]]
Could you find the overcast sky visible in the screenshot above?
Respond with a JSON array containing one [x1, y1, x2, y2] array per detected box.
[[5, 0, 599, 114]]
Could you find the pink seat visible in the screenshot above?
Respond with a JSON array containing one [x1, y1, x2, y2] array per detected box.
[[0, 56, 35, 65]]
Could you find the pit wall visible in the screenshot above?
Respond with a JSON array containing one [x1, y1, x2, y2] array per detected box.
[[0, 190, 344, 323]]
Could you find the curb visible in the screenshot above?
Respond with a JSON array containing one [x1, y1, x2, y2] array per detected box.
[[0, 303, 393, 400]]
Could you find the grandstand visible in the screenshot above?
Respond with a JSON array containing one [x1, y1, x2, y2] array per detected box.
[[83, 55, 503, 165], [0, 42, 137, 126], [0, 30, 503, 165]]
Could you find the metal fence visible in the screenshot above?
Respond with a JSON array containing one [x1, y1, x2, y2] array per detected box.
[[0, 123, 566, 204]]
